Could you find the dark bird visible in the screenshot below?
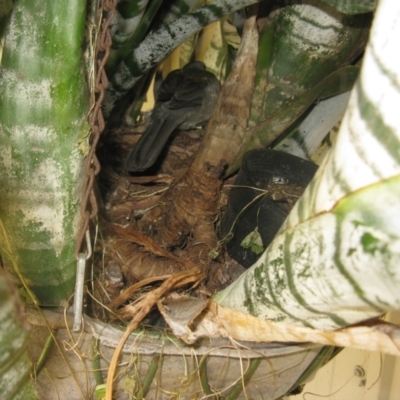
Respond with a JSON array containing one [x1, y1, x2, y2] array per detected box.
[[125, 61, 220, 172]]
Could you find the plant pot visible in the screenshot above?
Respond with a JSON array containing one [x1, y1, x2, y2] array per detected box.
[[221, 149, 318, 268], [27, 308, 330, 400]]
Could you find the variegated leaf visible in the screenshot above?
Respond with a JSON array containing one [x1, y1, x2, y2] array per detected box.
[[215, 0, 400, 330]]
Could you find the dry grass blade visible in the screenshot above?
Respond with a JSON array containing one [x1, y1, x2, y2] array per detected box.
[[119, 267, 205, 319], [109, 275, 171, 308], [126, 174, 173, 184], [110, 223, 179, 261], [105, 267, 205, 400], [210, 303, 400, 356]]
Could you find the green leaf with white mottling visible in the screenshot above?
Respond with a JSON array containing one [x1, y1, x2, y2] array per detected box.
[[0, 271, 37, 399], [215, 176, 400, 329], [319, 0, 377, 14], [106, 0, 205, 73], [202, 19, 240, 83], [241, 227, 264, 255], [249, 1, 370, 125], [282, 2, 400, 229], [157, 0, 205, 25], [109, 0, 150, 49], [215, 0, 400, 330], [0, 0, 13, 64], [274, 91, 350, 160], [227, 0, 368, 175], [106, 0, 156, 73], [226, 65, 359, 175], [104, 0, 264, 117], [0, 0, 89, 305]]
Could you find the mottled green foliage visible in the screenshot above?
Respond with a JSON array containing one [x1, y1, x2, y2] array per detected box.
[[227, 65, 359, 175], [104, 0, 264, 116], [320, 0, 376, 14], [0, 272, 37, 400], [0, 0, 89, 305], [222, 1, 370, 175], [215, 0, 400, 328], [250, 2, 370, 124], [241, 227, 264, 255]]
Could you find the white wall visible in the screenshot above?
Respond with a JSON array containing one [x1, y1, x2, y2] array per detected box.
[[287, 312, 400, 400]]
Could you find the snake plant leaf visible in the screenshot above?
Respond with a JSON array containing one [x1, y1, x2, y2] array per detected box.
[[0, 0, 13, 62], [106, 0, 156, 73], [155, 0, 205, 25], [178, 33, 200, 67], [152, 1, 208, 69], [215, 0, 400, 330], [319, 0, 377, 14], [0, 0, 89, 305], [274, 91, 350, 160], [215, 177, 400, 329], [226, 65, 359, 175], [201, 18, 241, 83], [249, 1, 371, 125], [0, 272, 37, 400], [227, 0, 369, 175], [107, 0, 205, 73], [104, 0, 264, 117], [109, 0, 150, 50], [247, 17, 273, 129]]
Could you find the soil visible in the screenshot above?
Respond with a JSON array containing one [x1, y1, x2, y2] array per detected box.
[[91, 124, 245, 323]]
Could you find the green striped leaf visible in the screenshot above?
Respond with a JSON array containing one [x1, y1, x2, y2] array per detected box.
[[249, 1, 370, 125], [226, 0, 369, 175], [320, 0, 377, 14], [0, 0, 89, 305], [106, 0, 153, 72], [0, 272, 37, 400], [104, 0, 264, 116], [274, 91, 350, 160], [226, 65, 359, 175], [215, 176, 400, 329], [0, 0, 13, 61], [215, 0, 400, 330], [202, 18, 241, 83]]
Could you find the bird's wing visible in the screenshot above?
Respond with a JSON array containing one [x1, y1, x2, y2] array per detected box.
[[168, 75, 209, 110], [125, 108, 180, 172], [156, 70, 183, 103], [125, 62, 219, 172]]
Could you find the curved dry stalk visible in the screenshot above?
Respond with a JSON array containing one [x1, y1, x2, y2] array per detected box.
[[105, 267, 205, 400]]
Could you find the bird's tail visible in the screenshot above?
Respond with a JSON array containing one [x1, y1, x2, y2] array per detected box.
[[125, 113, 179, 172]]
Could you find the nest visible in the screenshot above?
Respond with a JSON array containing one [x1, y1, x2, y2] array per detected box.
[[90, 123, 246, 324]]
